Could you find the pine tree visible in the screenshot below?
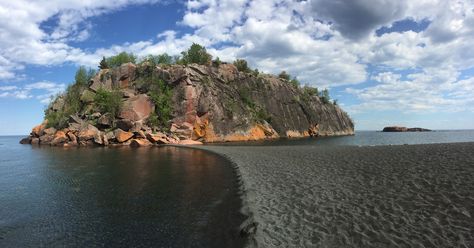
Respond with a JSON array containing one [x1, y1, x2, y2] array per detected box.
[[99, 56, 109, 69]]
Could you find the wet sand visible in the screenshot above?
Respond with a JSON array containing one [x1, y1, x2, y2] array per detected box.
[[202, 142, 474, 247]]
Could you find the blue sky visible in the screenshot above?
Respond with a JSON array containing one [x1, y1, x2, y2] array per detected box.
[[1, 0, 474, 135]]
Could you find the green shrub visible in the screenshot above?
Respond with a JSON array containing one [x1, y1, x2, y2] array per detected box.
[[303, 86, 318, 97], [140, 53, 173, 65], [180, 43, 212, 65], [94, 88, 123, 117], [278, 71, 290, 80], [233, 59, 250, 72], [290, 77, 300, 88], [212, 57, 222, 67], [106, 52, 136, 68], [45, 110, 69, 129], [333, 99, 338, 105], [252, 68, 259, 77], [75, 66, 89, 87], [148, 78, 173, 127], [320, 88, 330, 104]]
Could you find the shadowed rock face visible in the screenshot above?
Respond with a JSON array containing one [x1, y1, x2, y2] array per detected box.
[[22, 63, 354, 146], [167, 64, 354, 142]]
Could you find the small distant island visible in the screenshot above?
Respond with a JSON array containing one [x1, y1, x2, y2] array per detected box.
[[20, 44, 354, 147], [382, 126, 432, 132]]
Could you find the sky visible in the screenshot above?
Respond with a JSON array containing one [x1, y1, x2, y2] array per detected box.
[[0, 0, 474, 135]]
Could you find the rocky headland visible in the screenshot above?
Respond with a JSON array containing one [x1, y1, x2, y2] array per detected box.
[[20, 49, 353, 147], [382, 126, 432, 132]]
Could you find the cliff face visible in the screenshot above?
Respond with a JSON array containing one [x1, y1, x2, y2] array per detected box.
[[21, 62, 354, 146]]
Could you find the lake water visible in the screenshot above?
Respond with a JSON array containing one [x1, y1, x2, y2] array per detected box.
[[215, 130, 474, 146], [1, 130, 473, 247], [0, 136, 245, 248]]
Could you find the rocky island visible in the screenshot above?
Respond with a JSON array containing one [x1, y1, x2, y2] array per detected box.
[[382, 126, 432, 132], [20, 44, 354, 147]]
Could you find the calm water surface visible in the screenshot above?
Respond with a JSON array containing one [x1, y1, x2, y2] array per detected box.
[[0, 136, 245, 248], [216, 130, 474, 146]]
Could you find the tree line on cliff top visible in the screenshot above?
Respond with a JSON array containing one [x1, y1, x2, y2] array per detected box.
[[97, 43, 336, 104], [45, 43, 337, 129]]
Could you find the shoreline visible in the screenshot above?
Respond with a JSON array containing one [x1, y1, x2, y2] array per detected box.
[[193, 142, 474, 247]]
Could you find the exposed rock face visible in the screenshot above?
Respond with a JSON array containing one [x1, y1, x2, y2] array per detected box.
[[118, 94, 154, 122], [383, 126, 432, 132], [114, 129, 134, 143], [167, 64, 354, 142], [21, 62, 354, 146]]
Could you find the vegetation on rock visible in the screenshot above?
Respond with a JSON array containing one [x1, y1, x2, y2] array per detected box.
[[34, 42, 351, 146], [179, 43, 212, 65], [93, 88, 122, 117], [106, 52, 137, 68], [234, 59, 251, 73]]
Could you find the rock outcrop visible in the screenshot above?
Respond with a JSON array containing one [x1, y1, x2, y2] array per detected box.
[[21, 62, 354, 146], [383, 126, 432, 132]]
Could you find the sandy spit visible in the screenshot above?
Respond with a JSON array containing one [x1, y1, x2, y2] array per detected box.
[[199, 142, 474, 248]]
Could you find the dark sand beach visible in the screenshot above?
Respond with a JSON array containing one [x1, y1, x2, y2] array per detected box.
[[202, 142, 474, 247]]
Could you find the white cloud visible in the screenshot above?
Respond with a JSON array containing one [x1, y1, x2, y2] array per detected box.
[[0, 0, 473, 117], [0, 81, 65, 103]]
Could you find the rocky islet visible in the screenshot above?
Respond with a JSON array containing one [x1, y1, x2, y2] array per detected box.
[[20, 62, 354, 147]]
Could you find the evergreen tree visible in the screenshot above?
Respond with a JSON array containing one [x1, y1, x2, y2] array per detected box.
[[99, 56, 109, 69]]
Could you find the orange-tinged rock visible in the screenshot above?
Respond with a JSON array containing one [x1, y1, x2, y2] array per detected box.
[[51, 131, 68, 146], [31, 122, 47, 137], [119, 94, 154, 121], [178, 139, 203, 145], [146, 132, 169, 144], [114, 129, 134, 143], [77, 125, 99, 141], [130, 139, 152, 147]]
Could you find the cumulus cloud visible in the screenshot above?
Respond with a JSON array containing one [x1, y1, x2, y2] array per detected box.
[[1, 0, 474, 117], [310, 0, 408, 40], [0, 81, 65, 103]]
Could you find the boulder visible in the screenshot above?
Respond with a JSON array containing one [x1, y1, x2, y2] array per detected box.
[[114, 62, 136, 88], [146, 132, 169, 144], [80, 89, 96, 103], [121, 88, 136, 98], [114, 129, 134, 143], [90, 69, 112, 92], [118, 94, 154, 122], [51, 131, 68, 146], [135, 130, 146, 139], [130, 139, 152, 147], [178, 139, 203, 145], [39, 134, 54, 145], [105, 131, 115, 141], [43, 127, 57, 135], [31, 122, 46, 137], [98, 114, 113, 128], [19, 137, 31, 144], [102, 133, 109, 146], [67, 132, 77, 143], [116, 119, 134, 131], [31, 138, 40, 145], [77, 124, 99, 141], [93, 132, 104, 145]]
